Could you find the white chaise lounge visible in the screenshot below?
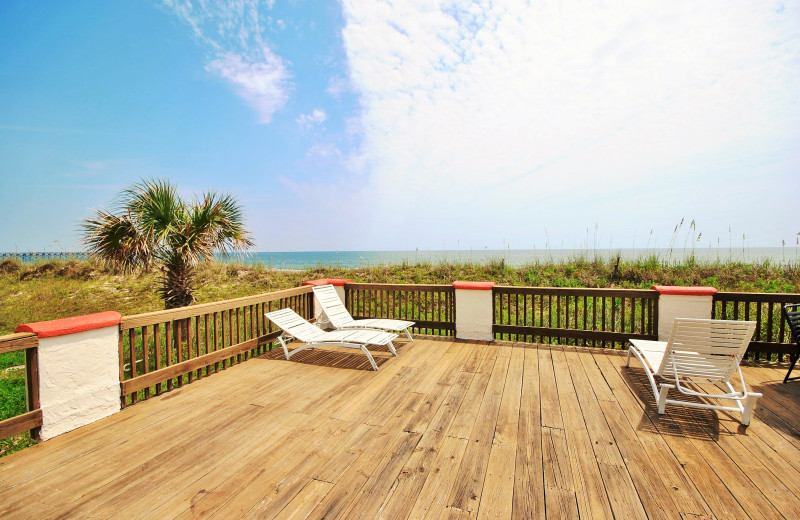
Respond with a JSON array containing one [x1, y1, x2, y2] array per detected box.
[[265, 308, 398, 371], [626, 318, 761, 425], [312, 284, 415, 341]]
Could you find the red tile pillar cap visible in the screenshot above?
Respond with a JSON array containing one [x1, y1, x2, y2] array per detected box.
[[302, 278, 353, 287], [452, 281, 496, 290], [652, 285, 717, 296], [15, 311, 122, 338]]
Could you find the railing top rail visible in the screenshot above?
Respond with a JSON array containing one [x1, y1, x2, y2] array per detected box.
[[121, 285, 313, 330], [344, 282, 455, 292], [0, 332, 37, 342], [0, 332, 38, 354], [713, 291, 800, 303], [493, 285, 659, 297]]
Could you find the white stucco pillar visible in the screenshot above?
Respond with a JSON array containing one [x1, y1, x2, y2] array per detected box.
[[454, 281, 496, 341], [15, 311, 122, 440], [653, 285, 718, 341], [302, 278, 351, 328]]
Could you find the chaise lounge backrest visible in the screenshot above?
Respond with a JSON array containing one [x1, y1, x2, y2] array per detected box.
[[266, 308, 326, 343], [312, 284, 356, 328], [657, 318, 756, 381]]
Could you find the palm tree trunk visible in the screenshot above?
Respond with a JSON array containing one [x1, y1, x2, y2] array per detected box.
[[161, 259, 195, 309], [161, 259, 194, 363]]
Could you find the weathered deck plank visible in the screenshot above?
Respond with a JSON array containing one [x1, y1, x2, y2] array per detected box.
[[1, 338, 798, 519]]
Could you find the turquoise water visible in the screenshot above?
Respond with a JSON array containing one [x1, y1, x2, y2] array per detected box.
[[238, 248, 797, 269], [4, 247, 796, 269]]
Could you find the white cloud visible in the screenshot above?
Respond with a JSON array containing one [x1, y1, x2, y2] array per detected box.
[[296, 109, 328, 129], [162, 0, 289, 123], [338, 0, 800, 248], [206, 51, 288, 123]]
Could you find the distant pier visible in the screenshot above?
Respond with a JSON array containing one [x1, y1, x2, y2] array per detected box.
[[0, 252, 87, 262]]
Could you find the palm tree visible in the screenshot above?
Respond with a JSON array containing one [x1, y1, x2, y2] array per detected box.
[[82, 178, 254, 309]]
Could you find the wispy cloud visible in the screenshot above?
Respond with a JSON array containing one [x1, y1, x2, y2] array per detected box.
[[306, 143, 341, 159], [162, 0, 289, 123], [326, 76, 350, 98], [296, 109, 328, 129], [338, 0, 800, 248]]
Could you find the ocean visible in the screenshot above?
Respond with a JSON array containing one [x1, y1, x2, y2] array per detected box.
[[4, 247, 796, 269], [236, 248, 798, 270]]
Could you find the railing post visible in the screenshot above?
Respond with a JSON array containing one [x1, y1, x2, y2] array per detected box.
[[453, 281, 496, 341], [14, 311, 122, 440], [24, 345, 41, 440], [652, 285, 717, 341], [302, 278, 352, 328]]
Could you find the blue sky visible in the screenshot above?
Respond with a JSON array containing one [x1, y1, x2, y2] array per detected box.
[[1, 0, 798, 252]]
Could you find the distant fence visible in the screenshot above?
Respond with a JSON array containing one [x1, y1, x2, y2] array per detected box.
[[713, 292, 800, 358], [0, 333, 41, 441], [492, 286, 659, 348], [118, 286, 314, 406], [344, 283, 456, 336]]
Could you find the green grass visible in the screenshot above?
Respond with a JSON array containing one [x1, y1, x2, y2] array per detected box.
[[0, 377, 27, 421], [0, 255, 797, 457], [0, 350, 24, 370]]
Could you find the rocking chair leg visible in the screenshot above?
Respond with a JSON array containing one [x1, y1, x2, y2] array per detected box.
[[784, 353, 800, 383]]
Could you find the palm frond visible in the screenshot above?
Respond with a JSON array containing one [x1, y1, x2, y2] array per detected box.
[[118, 178, 184, 249], [81, 209, 150, 272], [189, 191, 254, 257]]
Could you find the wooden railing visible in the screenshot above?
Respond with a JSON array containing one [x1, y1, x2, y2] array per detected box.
[[712, 292, 800, 358], [119, 286, 314, 406], [493, 286, 659, 348], [344, 283, 456, 336], [0, 333, 41, 441]]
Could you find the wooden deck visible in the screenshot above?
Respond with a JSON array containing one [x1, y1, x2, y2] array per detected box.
[[1, 338, 800, 519]]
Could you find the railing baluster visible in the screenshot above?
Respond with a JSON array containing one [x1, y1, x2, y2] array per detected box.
[[154, 324, 162, 394], [187, 317, 194, 383], [583, 295, 588, 346], [142, 326, 150, 398], [166, 321, 173, 391], [176, 319, 183, 386], [128, 328, 137, 403], [767, 302, 774, 344]]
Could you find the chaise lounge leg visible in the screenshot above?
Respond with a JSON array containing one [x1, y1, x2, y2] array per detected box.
[[386, 341, 397, 356], [405, 329, 413, 342], [741, 393, 762, 426], [657, 384, 673, 414], [361, 346, 379, 371], [278, 336, 290, 360], [784, 353, 800, 383], [626, 347, 631, 367]]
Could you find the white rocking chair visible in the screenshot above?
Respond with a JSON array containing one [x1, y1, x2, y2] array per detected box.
[[265, 308, 398, 371], [626, 318, 761, 425]]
